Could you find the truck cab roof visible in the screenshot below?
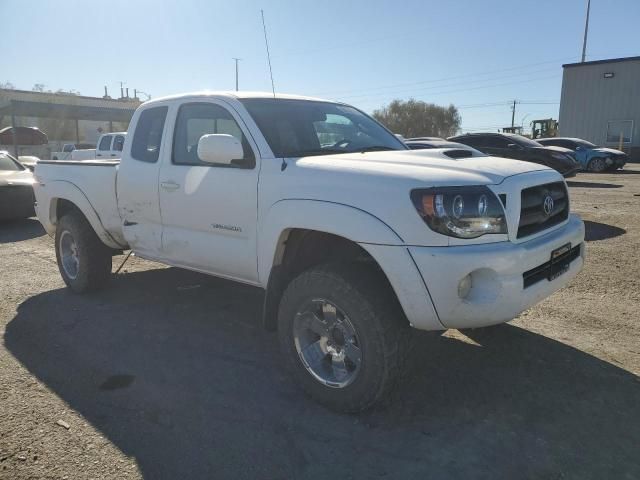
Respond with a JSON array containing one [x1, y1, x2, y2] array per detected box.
[[142, 91, 335, 106]]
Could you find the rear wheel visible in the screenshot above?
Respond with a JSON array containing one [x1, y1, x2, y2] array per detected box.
[[55, 212, 112, 293], [587, 157, 607, 173], [278, 263, 409, 412]]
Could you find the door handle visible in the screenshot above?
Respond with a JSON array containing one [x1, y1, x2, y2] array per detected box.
[[160, 181, 180, 191]]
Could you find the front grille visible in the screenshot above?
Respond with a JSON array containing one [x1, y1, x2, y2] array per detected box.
[[523, 244, 581, 288], [517, 182, 569, 238]]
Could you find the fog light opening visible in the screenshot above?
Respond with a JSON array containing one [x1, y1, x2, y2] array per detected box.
[[458, 274, 472, 299]]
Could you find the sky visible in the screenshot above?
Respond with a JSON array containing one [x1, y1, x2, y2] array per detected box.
[[1, 0, 639, 133]]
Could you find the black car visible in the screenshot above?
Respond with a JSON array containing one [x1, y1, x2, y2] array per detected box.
[[0, 151, 36, 221], [448, 133, 580, 177], [405, 139, 477, 151]]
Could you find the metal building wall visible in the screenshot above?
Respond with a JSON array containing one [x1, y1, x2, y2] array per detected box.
[[558, 58, 640, 158]]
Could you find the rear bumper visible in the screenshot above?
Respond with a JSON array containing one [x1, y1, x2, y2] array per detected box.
[[408, 214, 585, 329]]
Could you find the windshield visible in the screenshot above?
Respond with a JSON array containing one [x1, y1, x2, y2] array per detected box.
[[240, 98, 407, 158]]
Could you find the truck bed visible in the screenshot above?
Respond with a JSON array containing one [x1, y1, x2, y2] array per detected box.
[[34, 160, 126, 247]]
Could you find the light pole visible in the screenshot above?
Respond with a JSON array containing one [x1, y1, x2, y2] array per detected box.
[[581, 0, 591, 62]]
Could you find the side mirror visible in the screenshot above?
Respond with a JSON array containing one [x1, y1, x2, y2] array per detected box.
[[507, 143, 522, 150], [197, 134, 243, 165]]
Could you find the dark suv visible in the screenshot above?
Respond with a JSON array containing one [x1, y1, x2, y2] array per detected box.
[[448, 133, 580, 177]]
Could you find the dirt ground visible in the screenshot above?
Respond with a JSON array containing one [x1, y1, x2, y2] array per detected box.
[[1, 166, 639, 480]]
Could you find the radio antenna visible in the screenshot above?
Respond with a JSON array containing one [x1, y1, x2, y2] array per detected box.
[[261, 9, 276, 98]]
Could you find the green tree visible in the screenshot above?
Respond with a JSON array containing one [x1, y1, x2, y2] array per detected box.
[[372, 98, 461, 139]]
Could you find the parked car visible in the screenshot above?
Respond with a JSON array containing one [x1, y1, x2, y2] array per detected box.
[[33, 92, 585, 412], [18, 155, 40, 171], [405, 139, 481, 152], [449, 133, 580, 178], [406, 137, 445, 142], [50, 143, 96, 160], [51, 143, 77, 160], [537, 137, 627, 172], [0, 151, 35, 220], [0, 126, 49, 159], [71, 133, 126, 160]]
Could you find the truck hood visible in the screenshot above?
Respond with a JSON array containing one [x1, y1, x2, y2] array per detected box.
[[294, 149, 550, 186]]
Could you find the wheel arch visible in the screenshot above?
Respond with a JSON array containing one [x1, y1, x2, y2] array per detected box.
[[46, 181, 123, 249], [259, 200, 442, 332]]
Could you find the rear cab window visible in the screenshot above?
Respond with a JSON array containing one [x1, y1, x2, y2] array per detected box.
[[131, 106, 169, 163], [98, 135, 113, 151], [113, 135, 125, 152]]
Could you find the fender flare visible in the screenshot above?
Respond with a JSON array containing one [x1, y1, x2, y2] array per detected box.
[[259, 199, 443, 331], [258, 199, 404, 285], [45, 180, 125, 249]]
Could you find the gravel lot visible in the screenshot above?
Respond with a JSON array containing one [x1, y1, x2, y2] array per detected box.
[[1, 167, 639, 479]]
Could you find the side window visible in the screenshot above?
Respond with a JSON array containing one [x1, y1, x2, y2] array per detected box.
[[98, 135, 113, 151], [131, 106, 168, 163], [485, 136, 511, 148], [460, 136, 484, 148], [172, 103, 255, 167], [113, 135, 125, 152]]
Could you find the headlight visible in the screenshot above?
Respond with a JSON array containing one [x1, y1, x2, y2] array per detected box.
[[410, 186, 507, 239]]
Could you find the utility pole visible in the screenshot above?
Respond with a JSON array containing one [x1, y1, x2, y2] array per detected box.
[[232, 58, 241, 91], [511, 100, 517, 128], [581, 0, 591, 62]]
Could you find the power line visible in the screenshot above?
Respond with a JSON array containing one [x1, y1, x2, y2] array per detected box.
[[456, 100, 559, 109], [309, 56, 575, 97], [340, 73, 562, 104]]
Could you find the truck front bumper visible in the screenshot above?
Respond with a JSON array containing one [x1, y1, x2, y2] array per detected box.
[[408, 214, 585, 329]]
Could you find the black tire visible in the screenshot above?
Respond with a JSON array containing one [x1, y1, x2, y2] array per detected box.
[[277, 262, 410, 413], [587, 157, 607, 173], [55, 211, 112, 293]]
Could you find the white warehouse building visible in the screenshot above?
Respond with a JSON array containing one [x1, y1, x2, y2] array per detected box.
[[559, 56, 640, 161]]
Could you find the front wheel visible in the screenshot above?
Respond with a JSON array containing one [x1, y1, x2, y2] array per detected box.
[[587, 157, 607, 173], [55, 212, 113, 293], [278, 263, 409, 412]]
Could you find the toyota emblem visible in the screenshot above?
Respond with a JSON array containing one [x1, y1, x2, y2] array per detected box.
[[543, 195, 554, 216]]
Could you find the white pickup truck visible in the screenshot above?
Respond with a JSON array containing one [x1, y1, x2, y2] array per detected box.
[[70, 132, 126, 160], [33, 92, 585, 412]]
